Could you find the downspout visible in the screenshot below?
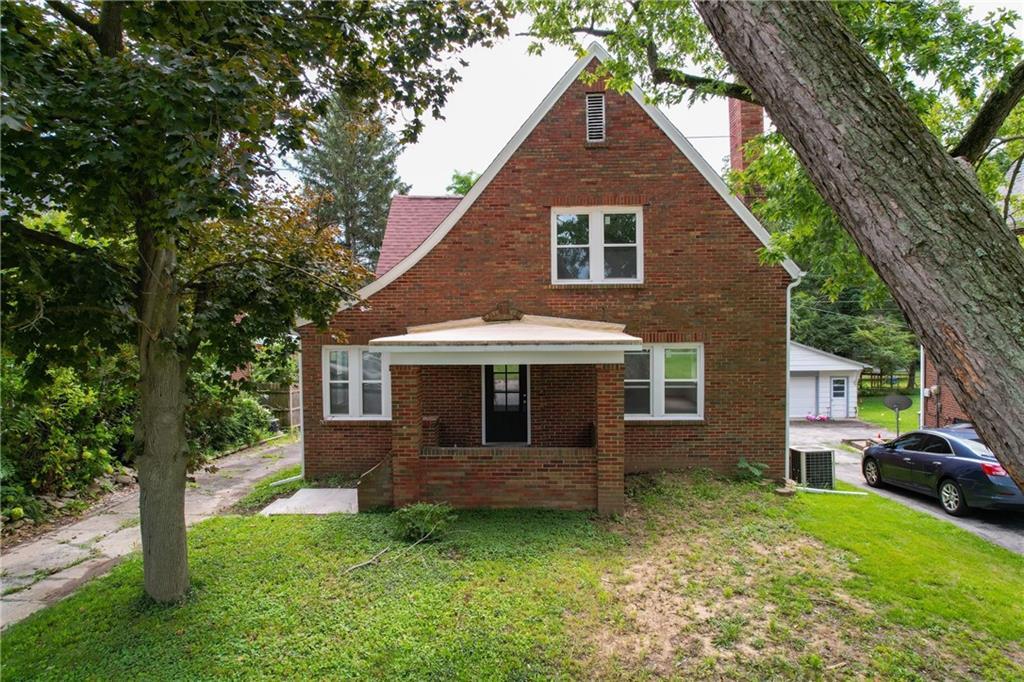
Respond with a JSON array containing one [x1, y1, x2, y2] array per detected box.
[[785, 275, 804, 481], [298, 348, 305, 480], [918, 345, 924, 429]]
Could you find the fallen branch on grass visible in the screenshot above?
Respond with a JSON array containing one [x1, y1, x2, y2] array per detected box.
[[342, 546, 391, 574]]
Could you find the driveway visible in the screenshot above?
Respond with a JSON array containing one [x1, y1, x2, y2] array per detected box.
[[1, 439, 301, 629], [791, 420, 1024, 555]]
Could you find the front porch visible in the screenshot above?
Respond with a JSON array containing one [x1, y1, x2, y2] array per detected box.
[[364, 311, 640, 515]]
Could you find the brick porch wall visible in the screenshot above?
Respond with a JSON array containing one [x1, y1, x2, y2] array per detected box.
[[418, 446, 597, 510]]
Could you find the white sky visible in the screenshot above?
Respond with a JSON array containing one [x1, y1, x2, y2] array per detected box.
[[395, 6, 1022, 196], [394, 16, 729, 195]]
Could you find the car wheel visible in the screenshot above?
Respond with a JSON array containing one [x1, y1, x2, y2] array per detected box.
[[862, 457, 883, 488], [939, 479, 968, 516]]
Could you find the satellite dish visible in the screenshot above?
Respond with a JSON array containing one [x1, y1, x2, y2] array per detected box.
[[884, 393, 913, 412]]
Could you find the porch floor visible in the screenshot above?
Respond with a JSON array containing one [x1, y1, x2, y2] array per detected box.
[[260, 488, 358, 516]]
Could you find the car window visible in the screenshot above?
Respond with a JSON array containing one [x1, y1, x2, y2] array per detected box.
[[918, 435, 952, 455], [892, 434, 923, 451], [960, 438, 995, 457]]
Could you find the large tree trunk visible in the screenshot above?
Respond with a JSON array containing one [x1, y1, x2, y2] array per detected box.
[[906, 361, 917, 392], [135, 230, 190, 602], [694, 1, 1024, 486]]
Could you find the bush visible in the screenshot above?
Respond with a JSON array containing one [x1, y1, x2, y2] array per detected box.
[[736, 458, 769, 482], [390, 502, 457, 542], [1, 353, 133, 518]]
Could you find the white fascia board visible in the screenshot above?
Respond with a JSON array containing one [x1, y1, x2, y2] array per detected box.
[[790, 341, 873, 370], [386, 349, 629, 366]]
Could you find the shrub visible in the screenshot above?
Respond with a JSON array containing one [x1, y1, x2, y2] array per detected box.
[[1, 354, 131, 511], [390, 502, 457, 542], [736, 458, 769, 482]]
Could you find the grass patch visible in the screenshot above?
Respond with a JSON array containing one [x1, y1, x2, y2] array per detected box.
[[5, 472, 1022, 680], [859, 394, 920, 432], [232, 465, 303, 514]]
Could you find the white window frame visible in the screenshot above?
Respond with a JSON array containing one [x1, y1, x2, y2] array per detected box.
[[550, 206, 644, 284], [624, 343, 704, 421], [321, 346, 391, 420]]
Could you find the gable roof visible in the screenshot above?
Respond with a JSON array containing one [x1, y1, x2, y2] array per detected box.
[[302, 42, 802, 327], [790, 341, 873, 371], [376, 196, 460, 276]]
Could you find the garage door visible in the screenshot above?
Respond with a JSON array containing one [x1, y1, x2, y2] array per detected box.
[[789, 374, 817, 418]]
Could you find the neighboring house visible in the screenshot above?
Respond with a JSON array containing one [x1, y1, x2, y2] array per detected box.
[[297, 43, 800, 515], [921, 351, 971, 428], [788, 342, 871, 420]]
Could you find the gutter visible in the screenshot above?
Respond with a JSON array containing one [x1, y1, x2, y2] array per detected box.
[[785, 274, 805, 480]]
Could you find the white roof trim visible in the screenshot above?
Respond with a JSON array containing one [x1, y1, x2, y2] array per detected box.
[[790, 341, 873, 370], [299, 42, 800, 328], [370, 314, 641, 348]]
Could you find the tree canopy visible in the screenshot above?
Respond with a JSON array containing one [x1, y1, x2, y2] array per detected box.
[[295, 99, 410, 271], [447, 169, 481, 195], [1, 0, 509, 601]]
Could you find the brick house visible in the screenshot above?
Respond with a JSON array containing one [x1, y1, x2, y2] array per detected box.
[[297, 43, 801, 514], [921, 351, 972, 427]]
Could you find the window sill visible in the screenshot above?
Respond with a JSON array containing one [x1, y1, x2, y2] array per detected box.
[[625, 417, 704, 425], [547, 282, 644, 289], [321, 417, 391, 424]]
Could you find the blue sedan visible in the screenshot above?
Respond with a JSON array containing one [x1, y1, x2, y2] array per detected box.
[[862, 426, 1024, 516]]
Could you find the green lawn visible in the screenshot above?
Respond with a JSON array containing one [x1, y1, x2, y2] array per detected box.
[[859, 393, 920, 432], [5, 472, 1022, 680]]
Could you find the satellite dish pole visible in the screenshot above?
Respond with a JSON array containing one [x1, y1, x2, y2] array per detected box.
[[883, 393, 914, 436]]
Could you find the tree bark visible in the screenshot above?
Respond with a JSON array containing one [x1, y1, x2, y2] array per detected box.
[[694, 1, 1024, 485], [906, 361, 917, 392], [135, 228, 190, 602]]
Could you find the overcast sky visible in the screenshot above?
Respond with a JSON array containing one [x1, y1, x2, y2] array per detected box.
[[395, 6, 1021, 196]]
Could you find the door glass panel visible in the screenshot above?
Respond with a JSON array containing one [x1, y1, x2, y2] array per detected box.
[[493, 392, 507, 411], [831, 378, 846, 398]]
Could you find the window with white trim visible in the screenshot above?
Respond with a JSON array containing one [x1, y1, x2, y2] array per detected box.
[[551, 207, 643, 283], [322, 346, 391, 419], [624, 344, 703, 419]]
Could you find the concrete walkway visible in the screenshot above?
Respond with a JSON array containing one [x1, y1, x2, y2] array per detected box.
[[1, 440, 300, 629], [791, 420, 1024, 555], [260, 488, 357, 515]]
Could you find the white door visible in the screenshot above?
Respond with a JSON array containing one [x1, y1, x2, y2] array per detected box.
[[789, 374, 817, 418], [829, 376, 849, 418]]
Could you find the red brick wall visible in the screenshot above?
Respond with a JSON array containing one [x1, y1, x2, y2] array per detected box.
[[728, 99, 763, 174], [417, 446, 597, 510], [595, 364, 625, 515], [299, 66, 791, 489], [922, 353, 971, 427]]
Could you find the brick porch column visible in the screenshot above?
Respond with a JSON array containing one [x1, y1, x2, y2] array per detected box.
[[594, 363, 625, 515], [390, 365, 422, 506]]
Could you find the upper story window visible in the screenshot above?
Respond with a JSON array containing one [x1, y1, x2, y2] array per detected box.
[[585, 93, 605, 142], [624, 344, 703, 420], [550, 207, 643, 284], [322, 346, 391, 420]]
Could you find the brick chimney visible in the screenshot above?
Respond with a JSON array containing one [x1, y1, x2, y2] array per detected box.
[[728, 98, 764, 174]]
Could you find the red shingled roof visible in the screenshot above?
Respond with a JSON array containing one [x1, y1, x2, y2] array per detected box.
[[375, 195, 461, 277]]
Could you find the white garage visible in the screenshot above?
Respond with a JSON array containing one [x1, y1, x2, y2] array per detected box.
[[789, 342, 871, 420]]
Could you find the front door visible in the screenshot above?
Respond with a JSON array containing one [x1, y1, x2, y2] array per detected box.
[[829, 376, 848, 418], [484, 364, 528, 443]]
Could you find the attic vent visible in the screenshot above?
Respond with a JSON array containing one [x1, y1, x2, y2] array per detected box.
[[585, 93, 605, 142]]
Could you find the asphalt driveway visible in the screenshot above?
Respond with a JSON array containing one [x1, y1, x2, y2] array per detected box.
[[791, 420, 1024, 556]]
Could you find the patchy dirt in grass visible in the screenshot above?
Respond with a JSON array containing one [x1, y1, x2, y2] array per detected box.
[[574, 473, 1005, 680]]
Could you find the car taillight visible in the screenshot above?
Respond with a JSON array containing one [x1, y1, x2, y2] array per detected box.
[[981, 462, 1008, 477]]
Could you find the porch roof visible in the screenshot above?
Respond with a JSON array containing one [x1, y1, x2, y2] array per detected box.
[[369, 314, 642, 365]]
